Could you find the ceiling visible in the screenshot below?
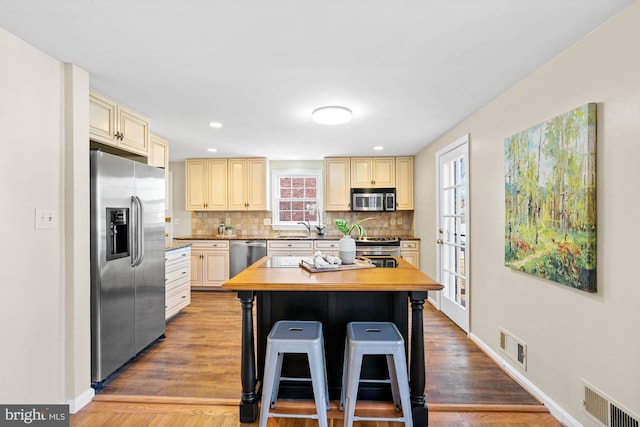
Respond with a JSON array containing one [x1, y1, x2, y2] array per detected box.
[[0, 1, 633, 161]]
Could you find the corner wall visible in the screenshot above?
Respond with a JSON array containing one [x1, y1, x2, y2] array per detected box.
[[414, 2, 640, 424]]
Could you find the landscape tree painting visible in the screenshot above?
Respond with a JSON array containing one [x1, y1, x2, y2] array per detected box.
[[504, 103, 596, 292]]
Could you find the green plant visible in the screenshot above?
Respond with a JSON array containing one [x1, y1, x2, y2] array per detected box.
[[335, 218, 372, 238]]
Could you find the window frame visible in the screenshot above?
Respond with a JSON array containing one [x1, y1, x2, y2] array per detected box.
[[271, 169, 323, 230]]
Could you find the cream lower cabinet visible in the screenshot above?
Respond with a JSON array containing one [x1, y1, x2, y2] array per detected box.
[[89, 90, 149, 157], [314, 240, 340, 256], [267, 240, 314, 257], [401, 240, 420, 268], [165, 246, 191, 320], [188, 240, 230, 289], [324, 158, 351, 211]]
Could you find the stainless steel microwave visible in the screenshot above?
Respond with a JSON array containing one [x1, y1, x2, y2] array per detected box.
[[351, 188, 396, 212]]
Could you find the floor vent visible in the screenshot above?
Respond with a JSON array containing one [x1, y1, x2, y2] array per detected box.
[[582, 379, 639, 427], [498, 328, 527, 370]]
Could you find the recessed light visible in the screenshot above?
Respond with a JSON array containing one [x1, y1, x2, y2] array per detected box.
[[374, 146, 384, 151], [209, 122, 223, 128], [312, 106, 352, 125], [208, 148, 218, 153]]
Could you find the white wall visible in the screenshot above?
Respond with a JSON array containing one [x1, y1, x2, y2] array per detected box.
[[415, 2, 640, 424], [0, 27, 92, 409]]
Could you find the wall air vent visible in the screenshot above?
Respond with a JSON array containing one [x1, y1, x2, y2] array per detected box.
[[498, 328, 527, 370], [582, 379, 639, 427]]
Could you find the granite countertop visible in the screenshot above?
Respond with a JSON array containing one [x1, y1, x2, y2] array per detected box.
[[174, 235, 419, 241], [165, 242, 192, 251]]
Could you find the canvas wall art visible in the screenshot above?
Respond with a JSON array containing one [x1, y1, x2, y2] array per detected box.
[[504, 103, 597, 292]]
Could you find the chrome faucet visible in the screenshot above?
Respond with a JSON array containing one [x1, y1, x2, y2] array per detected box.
[[297, 220, 311, 236]]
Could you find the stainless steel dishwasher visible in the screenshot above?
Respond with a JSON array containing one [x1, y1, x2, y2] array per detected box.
[[229, 240, 267, 278]]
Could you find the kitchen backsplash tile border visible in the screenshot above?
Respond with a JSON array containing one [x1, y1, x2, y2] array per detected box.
[[191, 211, 414, 239]]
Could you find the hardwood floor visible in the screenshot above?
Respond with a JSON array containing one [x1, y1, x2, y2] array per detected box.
[[71, 291, 561, 426]]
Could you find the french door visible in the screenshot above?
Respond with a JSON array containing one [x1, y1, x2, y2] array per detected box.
[[436, 136, 469, 333]]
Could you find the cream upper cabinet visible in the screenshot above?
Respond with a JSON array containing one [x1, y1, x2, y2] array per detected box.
[[89, 90, 149, 157], [350, 157, 395, 188], [185, 159, 228, 211], [324, 158, 351, 211], [395, 156, 414, 210], [228, 158, 267, 211], [149, 134, 168, 169], [149, 134, 169, 211]]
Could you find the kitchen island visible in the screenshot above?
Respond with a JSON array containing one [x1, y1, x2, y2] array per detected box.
[[222, 256, 442, 426]]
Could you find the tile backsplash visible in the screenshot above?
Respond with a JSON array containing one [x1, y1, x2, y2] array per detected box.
[[191, 211, 414, 238]]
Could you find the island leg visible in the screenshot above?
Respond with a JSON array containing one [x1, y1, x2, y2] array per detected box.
[[238, 291, 258, 423], [409, 291, 428, 427]]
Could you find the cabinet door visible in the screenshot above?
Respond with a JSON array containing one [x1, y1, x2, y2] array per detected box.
[[202, 251, 229, 286], [402, 252, 420, 268], [325, 158, 351, 211], [246, 158, 267, 210], [206, 159, 228, 210], [150, 135, 169, 212], [228, 159, 247, 210], [372, 157, 395, 187], [351, 158, 373, 187], [395, 156, 414, 210], [190, 250, 203, 286], [118, 105, 149, 156], [89, 92, 117, 145], [149, 135, 168, 168], [185, 159, 208, 210]]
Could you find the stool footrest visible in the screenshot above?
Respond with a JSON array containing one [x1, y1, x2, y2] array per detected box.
[[354, 415, 409, 422], [358, 378, 391, 384], [278, 376, 312, 382], [268, 412, 319, 420]]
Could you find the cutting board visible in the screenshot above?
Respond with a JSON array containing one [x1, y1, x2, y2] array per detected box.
[[299, 258, 376, 273]]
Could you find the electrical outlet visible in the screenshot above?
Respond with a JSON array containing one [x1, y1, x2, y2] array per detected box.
[[390, 218, 396, 225], [263, 218, 271, 225], [35, 208, 57, 230], [397, 217, 403, 225]]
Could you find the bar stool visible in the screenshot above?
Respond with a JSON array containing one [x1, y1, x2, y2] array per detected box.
[[259, 320, 329, 427], [340, 321, 413, 427]]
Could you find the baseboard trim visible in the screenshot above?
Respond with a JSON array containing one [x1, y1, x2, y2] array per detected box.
[[469, 332, 580, 427], [67, 388, 95, 414]]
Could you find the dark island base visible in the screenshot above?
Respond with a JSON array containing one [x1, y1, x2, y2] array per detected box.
[[236, 290, 429, 425]]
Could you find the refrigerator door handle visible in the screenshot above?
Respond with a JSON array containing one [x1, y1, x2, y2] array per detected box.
[[130, 196, 138, 267], [131, 196, 144, 267], [135, 196, 145, 266]]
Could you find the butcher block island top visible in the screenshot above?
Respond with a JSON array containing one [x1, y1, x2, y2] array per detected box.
[[222, 256, 443, 292]]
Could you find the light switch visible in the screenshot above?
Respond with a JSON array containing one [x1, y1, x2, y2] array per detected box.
[[35, 208, 57, 230]]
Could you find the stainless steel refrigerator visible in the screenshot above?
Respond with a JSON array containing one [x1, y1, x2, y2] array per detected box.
[[90, 150, 166, 384]]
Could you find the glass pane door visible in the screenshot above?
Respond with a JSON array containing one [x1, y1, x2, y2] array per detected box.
[[438, 137, 469, 332]]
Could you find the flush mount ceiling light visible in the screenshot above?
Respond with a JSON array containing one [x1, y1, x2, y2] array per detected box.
[[207, 148, 218, 153], [209, 122, 223, 128], [312, 106, 352, 125], [373, 146, 384, 151]]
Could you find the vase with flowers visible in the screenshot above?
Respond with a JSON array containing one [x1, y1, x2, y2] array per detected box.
[[335, 217, 371, 264]]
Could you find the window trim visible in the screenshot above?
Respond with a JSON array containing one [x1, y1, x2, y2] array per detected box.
[[271, 169, 323, 230]]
